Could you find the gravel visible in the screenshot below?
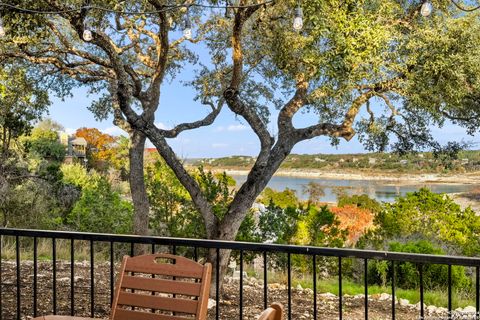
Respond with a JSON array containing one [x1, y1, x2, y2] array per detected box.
[[0, 260, 475, 319]]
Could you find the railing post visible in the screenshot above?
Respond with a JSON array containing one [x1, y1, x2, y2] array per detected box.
[[33, 237, 38, 318], [419, 263, 424, 320], [339, 256, 343, 320], [216, 248, 220, 320], [240, 250, 244, 320], [288, 252, 292, 320], [16, 235, 20, 320], [263, 251, 268, 310], [52, 237, 57, 315], [90, 240, 95, 318], [0, 235, 2, 319], [313, 254, 317, 320], [391, 260, 396, 320], [110, 241, 115, 306], [476, 266, 479, 320], [364, 258, 368, 320], [448, 264, 452, 320], [70, 239, 75, 316]]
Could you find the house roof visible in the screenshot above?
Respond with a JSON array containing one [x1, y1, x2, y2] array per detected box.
[[71, 137, 87, 145]]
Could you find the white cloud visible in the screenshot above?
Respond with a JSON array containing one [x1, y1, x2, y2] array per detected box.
[[227, 124, 247, 131], [212, 143, 228, 148], [102, 126, 127, 136], [214, 124, 248, 132], [155, 122, 172, 130]]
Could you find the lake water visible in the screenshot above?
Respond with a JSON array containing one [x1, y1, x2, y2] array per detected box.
[[230, 174, 478, 203]]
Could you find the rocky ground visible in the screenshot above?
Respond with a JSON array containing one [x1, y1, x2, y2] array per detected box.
[[0, 260, 477, 320]]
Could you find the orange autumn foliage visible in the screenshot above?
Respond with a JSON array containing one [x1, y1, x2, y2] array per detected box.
[[330, 205, 374, 244], [75, 127, 117, 170]]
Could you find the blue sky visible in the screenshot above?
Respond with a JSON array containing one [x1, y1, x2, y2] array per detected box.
[[48, 82, 479, 158], [48, 72, 480, 158]]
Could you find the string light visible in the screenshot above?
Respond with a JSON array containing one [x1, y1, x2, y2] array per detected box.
[[0, 2, 274, 15], [424, 0, 480, 13], [183, 9, 192, 40], [0, 1, 4, 38], [420, 1, 433, 17], [0, 1, 275, 39], [0, 15, 5, 38], [293, 4, 303, 31], [83, 28, 93, 41]]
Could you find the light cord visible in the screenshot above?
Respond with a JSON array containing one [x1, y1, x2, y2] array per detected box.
[[450, 0, 480, 12], [0, 1, 275, 15]]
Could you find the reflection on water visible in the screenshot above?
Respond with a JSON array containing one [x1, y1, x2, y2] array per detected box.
[[231, 174, 477, 203]]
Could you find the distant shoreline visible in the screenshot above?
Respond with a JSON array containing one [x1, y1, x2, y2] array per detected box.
[[216, 168, 480, 185]]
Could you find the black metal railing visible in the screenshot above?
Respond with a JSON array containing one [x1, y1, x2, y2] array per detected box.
[[1, 228, 480, 320]]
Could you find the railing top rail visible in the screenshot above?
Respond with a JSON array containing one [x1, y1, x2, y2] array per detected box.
[[1, 228, 480, 267]]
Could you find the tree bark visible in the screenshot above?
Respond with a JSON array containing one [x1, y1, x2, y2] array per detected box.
[[206, 139, 296, 297], [207, 248, 231, 297], [129, 130, 150, 236]]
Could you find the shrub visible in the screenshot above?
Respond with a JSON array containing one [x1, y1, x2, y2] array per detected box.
[[330, 205, 374, 244], [361, 188, 480, 256], [368, 240, 470, 290], [60, 177, 133, 234]]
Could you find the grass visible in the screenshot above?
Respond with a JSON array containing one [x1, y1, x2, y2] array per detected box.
[[242, 266, 475, 309], [285, 275, 475, 309], [0, 237, 133, 262]]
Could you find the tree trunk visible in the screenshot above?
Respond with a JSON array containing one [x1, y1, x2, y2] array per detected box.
[[129, 130, 150, 236], [207, 141, 295, 297], [207, 248, 232, 297]]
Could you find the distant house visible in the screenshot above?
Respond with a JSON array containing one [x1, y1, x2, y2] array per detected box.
[[60, 132, 87, 164]]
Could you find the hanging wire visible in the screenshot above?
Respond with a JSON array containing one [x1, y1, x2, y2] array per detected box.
[[450, 0, 480, 12], [0, 1, 275, 15]]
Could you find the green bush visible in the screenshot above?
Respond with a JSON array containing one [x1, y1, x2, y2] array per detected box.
[[337, 194, 382, 214], [59, 177, 133, 234], [368, 240, 470, 290], [361, 188, 480, 256]]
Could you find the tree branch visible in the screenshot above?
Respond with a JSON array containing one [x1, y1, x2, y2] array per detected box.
[[159, 100, 224, 138], [142, 124, 218, 238], [224, 4, 273, 163]]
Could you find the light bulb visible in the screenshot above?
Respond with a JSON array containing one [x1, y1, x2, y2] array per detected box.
[[293, 6, 303, 31], [183, 12, 192, 39], [83, 29, 93, 42], [420, 1, 433, 17], [0, 17, 5, 38], [183, 27, 192, 39]]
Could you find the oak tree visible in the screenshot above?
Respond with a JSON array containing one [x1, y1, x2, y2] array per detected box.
[[0, 0, 222, 236], [3, 0, 480, 287]]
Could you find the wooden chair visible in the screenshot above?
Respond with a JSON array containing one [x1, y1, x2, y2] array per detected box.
[[258, 303, 284, 320], [33, 253, 212, 320]]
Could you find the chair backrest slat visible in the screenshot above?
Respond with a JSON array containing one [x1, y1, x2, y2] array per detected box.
[[111, 253, 212, 320], [114, 308, 193, 320], [117, 292, 198, 313], [121, 276, 202, 296], [125, 260, 204, 278]]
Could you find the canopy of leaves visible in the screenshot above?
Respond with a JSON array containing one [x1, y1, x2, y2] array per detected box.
[[368, 240, 470, 290], [260, 187, 299, 209], [0, 64, 50, 156], [362, 188, 480, 256], [75, 127, 117, 171], [202, 0, 480, 152], [24, 123, 66, 162]]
